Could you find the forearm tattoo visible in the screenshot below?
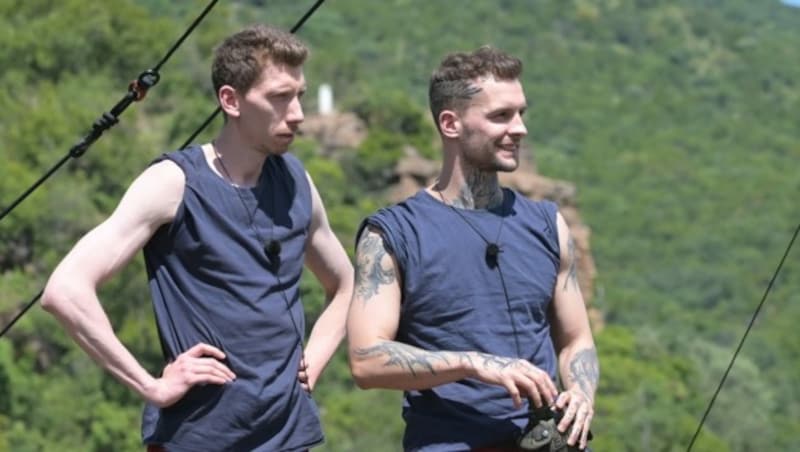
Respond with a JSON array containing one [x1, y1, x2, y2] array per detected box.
[[353, 342, 450, 377], [568, 348, 599, 399], [474, 352, 515, 370], [353, 344, 518, 378], [354, 232, 396, 303], [563, 234, 580, 292]]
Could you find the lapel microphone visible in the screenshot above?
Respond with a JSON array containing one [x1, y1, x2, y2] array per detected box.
[[265, 240, 281, 259], [485, 242, 501, 268]]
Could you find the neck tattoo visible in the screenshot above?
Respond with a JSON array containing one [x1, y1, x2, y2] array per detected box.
[[436, 188, 505, 269]]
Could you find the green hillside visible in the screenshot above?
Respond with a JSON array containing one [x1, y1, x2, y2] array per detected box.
[[1, 0, 798, 450]]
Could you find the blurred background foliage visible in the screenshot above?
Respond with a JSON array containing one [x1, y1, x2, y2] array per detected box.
[[0, 0, 798, 450]]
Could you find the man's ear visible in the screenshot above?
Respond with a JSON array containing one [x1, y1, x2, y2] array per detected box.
[[218, 85, 241, 118], [438, 110, 461, 138]]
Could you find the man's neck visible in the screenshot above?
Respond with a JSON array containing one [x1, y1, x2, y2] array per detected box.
[[436, 168, 503, 210], [211, 131, 268, 187]]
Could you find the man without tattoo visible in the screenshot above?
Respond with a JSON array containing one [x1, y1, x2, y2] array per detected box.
[[41, 25, 353, 451], [346, 46, 599, 451]]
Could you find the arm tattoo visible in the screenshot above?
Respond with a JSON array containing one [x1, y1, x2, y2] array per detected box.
[[474, 352, 515, 370], [354, 233, 396, 303], [353, 344, 519, 379], [563, 234, 580, 292], [353, 342, 450, 377], [568, 348, 599, 399], [354, 342, 518, 377]]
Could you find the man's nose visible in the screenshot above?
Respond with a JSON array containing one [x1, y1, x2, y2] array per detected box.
[[286, 96, 304, 124], [509, 113, 527, 137]]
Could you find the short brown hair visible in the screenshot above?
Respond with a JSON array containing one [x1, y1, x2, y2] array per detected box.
[[428, 46, 522, 128], [211, 24, 308, 94]]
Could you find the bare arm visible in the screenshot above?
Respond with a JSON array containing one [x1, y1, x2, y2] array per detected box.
[[347, 226, 558, 408], [301, 172, 354, 391], [549, 211, 599, 448], [41, 160, 235, 407]]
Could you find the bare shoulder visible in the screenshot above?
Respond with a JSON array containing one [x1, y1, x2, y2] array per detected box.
[[304, 170, 327, 226], [555, 209, 569, 232], [114, 159, 186, 226], [142, 159, 186, 189]]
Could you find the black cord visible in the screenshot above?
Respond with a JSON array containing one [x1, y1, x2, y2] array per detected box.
[[435, 189, 521, 357], [290, 0, 326, 33], [212, 148, 305, 353], [0, 0, 327, 339], [180, 0, 328, 151], [0, 289, 43, 338], [180, 108, 222, 149], [496, 264, 522, 358], [153, 0, 219, 73], [0, 0, 219, 224], [686, 220, 799, 451], [0, 0, 219, 337]]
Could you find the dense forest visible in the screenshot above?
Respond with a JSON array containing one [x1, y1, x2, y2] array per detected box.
[[1, 0, 798, 450]]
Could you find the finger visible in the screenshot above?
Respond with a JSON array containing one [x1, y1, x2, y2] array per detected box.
[[542, 374, 559, 402], [579, 412, 593, 449], [532, 376, 556, 407], [187, 343, 227, 360], [558, 399, 579, 432], [515, 375, 542, 408], [528, 387, 544, 409], [555, 391, 570, 410], [567, 406, 588, 446], [187, 363, 233, 384], [524, 363, 558, 403], [504, 381, 523, 409], [196, 356, 236, 379], [183, 368, 230, 386], [193, 358, 236, 381], [198, 359, 236, 380]]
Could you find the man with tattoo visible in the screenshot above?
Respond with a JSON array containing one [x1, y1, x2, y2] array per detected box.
[[347, 46, 598, 451]]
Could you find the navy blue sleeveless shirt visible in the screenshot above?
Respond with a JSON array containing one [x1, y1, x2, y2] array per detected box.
[[141, 146, 322, 451], [362, 189, 561, 451]]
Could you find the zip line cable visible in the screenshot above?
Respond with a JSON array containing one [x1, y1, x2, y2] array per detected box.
[[180, 0, 327, 149], [0, 0, 327, 339], [0, 0, 219, 224], [0, 0, 220, 337], [686, 220, 799, 451], [0, 289, 43, 339]]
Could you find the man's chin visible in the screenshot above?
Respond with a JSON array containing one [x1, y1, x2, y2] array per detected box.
[[261, 144, 291, 156], [495, 158, 520, 172]]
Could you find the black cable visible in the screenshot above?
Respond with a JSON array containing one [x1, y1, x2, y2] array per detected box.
[[180, 0, 327, 150], [0, 0, 219, 224], [290, 0, 326, 33], [180, 107, 222, 149], [686, 220, 799, 451], [0, 289, 43, 338], [0, 0, 327, 339], [153, 0, 219, 73], [0, 1, 219, 336]]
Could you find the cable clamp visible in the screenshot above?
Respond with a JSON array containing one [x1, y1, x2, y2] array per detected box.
[[129, 69, 161, 101]]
